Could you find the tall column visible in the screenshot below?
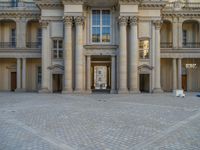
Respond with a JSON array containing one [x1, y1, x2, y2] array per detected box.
[[153, 20, 163, 93], [111, 56, 116, 94], [118, 16, 128, 94], [62, 16, 73, 94], [178, 58, 182, 90], [129, 16, 139, 93], [173, 58, 177, 91], [172, 17, 178, 48], [178, 19, 183, 48], [16, 18, 26, 48], [39, 20, 50, 93], [16, 58, 21, 91], [22, 58, 26, 91], [86, 56, 91, 93], [74, 16, 84, 93]]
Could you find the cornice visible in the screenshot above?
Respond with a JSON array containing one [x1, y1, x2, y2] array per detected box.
[[0, 10, 40, 20], [119, 0, 141, 5], [35, 0, 63, 9], [62, 0, 84, 5], [162, 11, 200, 18], [140, 0, 168, 9]]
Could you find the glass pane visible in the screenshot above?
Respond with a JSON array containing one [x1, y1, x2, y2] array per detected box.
[[139, 40, 149, 59], [59, 40, 63, 49], [102, 10, 110, 26], [102, 27, 110, 43], [59, 51, 63, 58], [53, 40, 57, 48], [53, 50, 57, 58], [92, 10, 100, 26], [92, 27, 100, 43]]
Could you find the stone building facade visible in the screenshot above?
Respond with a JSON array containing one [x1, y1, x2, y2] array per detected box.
[[0, 0, 200, 94]]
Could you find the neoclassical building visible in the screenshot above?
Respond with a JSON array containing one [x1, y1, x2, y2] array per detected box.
[[0, 0, 200, 94]]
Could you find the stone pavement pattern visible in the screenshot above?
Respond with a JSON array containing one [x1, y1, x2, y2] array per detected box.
[[0, 92, 200, 150]]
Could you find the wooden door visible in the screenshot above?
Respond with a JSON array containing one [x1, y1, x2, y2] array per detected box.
[[11, 72, 16, 91], [182, 75, 187, 91]]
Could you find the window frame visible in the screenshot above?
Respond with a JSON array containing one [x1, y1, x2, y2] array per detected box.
[[52, 39, 64, 59], [91, 8, 112, 44], [139, 38, 150, 60]]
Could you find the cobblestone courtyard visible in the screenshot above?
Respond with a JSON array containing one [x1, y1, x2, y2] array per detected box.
[[0, 92, 200, 150]]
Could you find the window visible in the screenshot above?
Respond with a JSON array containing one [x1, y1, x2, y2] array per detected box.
[[183, 30, 187, 46], [139, 39, 150, 59], [10, 28, 16, 48], [92, 9, 111, 43], [12, 0, 18, 7], [37, 28, 42, 48], [52, 39, 63, 59], [37, 66, 42, 89]]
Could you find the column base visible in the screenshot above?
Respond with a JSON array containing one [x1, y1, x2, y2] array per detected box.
[[15, 88, 25, 92], [73, 90, 84, 94], [129, 89, 140, 94], [153, 88, 163, 93], [38, 88, 50, 93], [85, 90, 92, 94], [118, 89, 129, 94], [62, 88, 73, 94], [110, 90, 117, 94]]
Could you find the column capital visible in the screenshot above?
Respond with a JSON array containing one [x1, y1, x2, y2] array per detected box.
[[118, 16, 128, 26], [74, 16, 84, 26], [130, 16, 138, 26], [39, 20, 49, 28], [64, 16, 73, 26], [153, 20, 162, 30]]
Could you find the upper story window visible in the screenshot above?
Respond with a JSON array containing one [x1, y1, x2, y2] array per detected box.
[[183, 30, 187, 46], [37, 28, 42, 48], [10, 28, 16, 48], [139, 39, 150, 59], [52, 39, 63, 59], [92, 9, 111, 43], [11, 0, 18, 7]]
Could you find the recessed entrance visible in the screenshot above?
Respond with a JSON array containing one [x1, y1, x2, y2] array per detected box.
[[52, 74, 63, 93], [91, 57, 111, 93], [139, 74, 150, 93], [182, 75, 187, 91], [11, 72, 16, 91]]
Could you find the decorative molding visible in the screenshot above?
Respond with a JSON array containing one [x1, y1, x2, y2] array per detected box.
[[62, 0, 84, 5], [130, 16, 138, 26], [64, 16, 73, 26], [40, 20, 49, 28], [74, 16, 84, 25], [153, 20, 162, 30], [118, 16, 128, 26]]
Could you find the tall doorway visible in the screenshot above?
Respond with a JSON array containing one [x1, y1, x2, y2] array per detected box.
[[53, 74, 63, 93], [140, 74, 150, 93], [11, 72, 17, 91], [182, 75, 187, 91]]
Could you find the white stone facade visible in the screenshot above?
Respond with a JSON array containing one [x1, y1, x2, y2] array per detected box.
[[0, 0, 200, 93]]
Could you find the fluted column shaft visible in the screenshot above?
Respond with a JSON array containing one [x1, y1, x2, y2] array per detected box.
[[16, 58, 21, 90], [22, 58, 26, 90], [86, 56, 91, 92], [111, 56, 116, 94], [40, 21, 50, 93], [178, 20, 183, 48], [153, 21, 163, 93], [118, 16, 128, 94], [63, 17, 73, 94], [74, 16, 84, 93], [129, 16, 139, 93], [172, 18, 178, 48], [173, 58, 177, 91], [16, 18, 26, 48], [178, 58, 182, 90]]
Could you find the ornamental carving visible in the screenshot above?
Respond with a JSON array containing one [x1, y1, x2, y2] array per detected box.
[[118, 16, 128, 26], [130, 16, 138, 26], [40, 20, 49, 28], [153, 20, 162, 30], [74, 16, 84, 25], [64, 16, 73, 26]]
